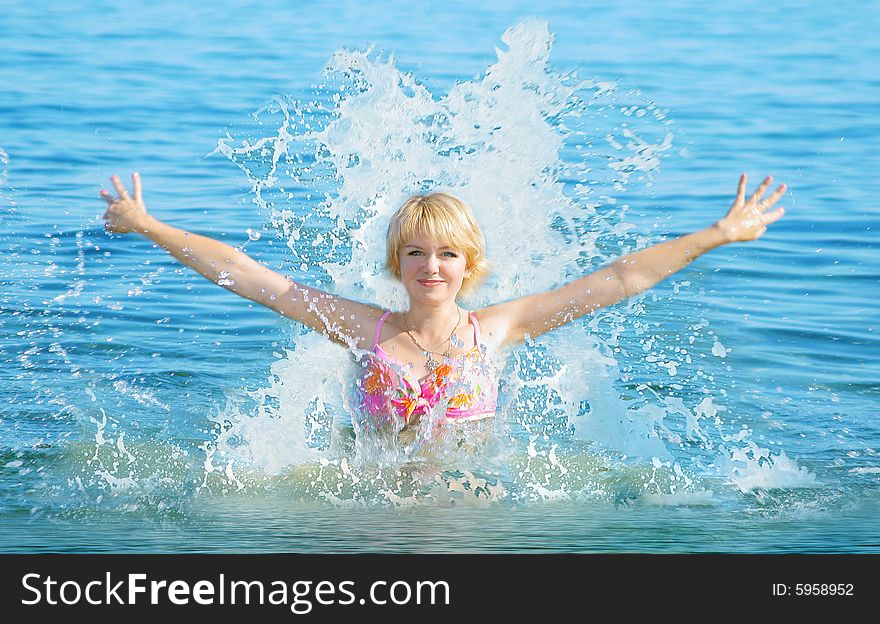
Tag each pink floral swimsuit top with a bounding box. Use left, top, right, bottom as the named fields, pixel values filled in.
left=354, top=310, right=499, bottom=427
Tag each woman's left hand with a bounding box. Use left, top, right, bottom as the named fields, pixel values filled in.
left=714, top=174, right=788, bottom=243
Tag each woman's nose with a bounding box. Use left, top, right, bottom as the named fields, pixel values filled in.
left=424, top=254, right=440, bottom=273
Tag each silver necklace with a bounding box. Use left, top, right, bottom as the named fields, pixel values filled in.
left=403, top=307, right=461, bottom=372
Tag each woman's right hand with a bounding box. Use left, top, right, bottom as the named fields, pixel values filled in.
left=100, top=173, right=150, bottom=234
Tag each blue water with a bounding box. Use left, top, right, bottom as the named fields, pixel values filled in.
left=1, top=0, right=879, bottom=553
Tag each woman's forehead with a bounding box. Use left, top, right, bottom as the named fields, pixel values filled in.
left=402, top=235, right=458, bottom=250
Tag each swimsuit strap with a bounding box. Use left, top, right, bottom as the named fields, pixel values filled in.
left=469, top=311, right=482, bottom=346
left=374, top=310, right=480, bottom=350
left=373, top=310, right=392, bottom=350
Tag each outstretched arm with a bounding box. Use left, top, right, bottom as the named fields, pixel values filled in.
left=484, top=174, right=788, bottom=345
left=100, top=173, right=382, bottom=349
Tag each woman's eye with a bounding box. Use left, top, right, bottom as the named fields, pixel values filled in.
left=407, top=250, right=458, bottom=257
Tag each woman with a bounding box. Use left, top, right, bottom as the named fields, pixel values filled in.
left=100, top=173, right=787, bottom=447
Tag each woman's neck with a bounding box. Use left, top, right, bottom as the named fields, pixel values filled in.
left=404, top=300, right=463, bottom=342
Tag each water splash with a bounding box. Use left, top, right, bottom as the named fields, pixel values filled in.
left=196, top=18, right=829, bottom=508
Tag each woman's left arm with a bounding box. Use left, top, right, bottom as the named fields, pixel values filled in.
left=485, top=174, right=788, bottom=345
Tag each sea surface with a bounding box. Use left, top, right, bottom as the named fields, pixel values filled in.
left=1, top=0, right=878, bottom=552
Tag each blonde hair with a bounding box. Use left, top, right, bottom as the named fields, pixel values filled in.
left=386, top=192, right=490, bottom=296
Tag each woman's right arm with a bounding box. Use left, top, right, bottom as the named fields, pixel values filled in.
left=100, top=173, right=382, bottom=349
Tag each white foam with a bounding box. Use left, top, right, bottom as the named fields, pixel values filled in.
left=849, top=467, right=880, bottom=474
left=717, top=442, right=819, bottom=492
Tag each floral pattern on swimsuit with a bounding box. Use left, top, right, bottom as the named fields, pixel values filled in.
left=353, top=310, right=499, bottom=434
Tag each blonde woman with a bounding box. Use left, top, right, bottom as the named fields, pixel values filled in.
left=100, top=173, right=787, bottom=445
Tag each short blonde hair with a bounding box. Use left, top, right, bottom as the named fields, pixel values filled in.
left=385, top=192, right=490, bottom=297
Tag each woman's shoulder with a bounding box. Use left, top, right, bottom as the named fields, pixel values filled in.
left=471, top=305, right=514, bottom=351
left=337, top=304, right=393, bottom=352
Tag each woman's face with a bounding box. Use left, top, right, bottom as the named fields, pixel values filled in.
left=398, top=235, right=470, bottom=304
